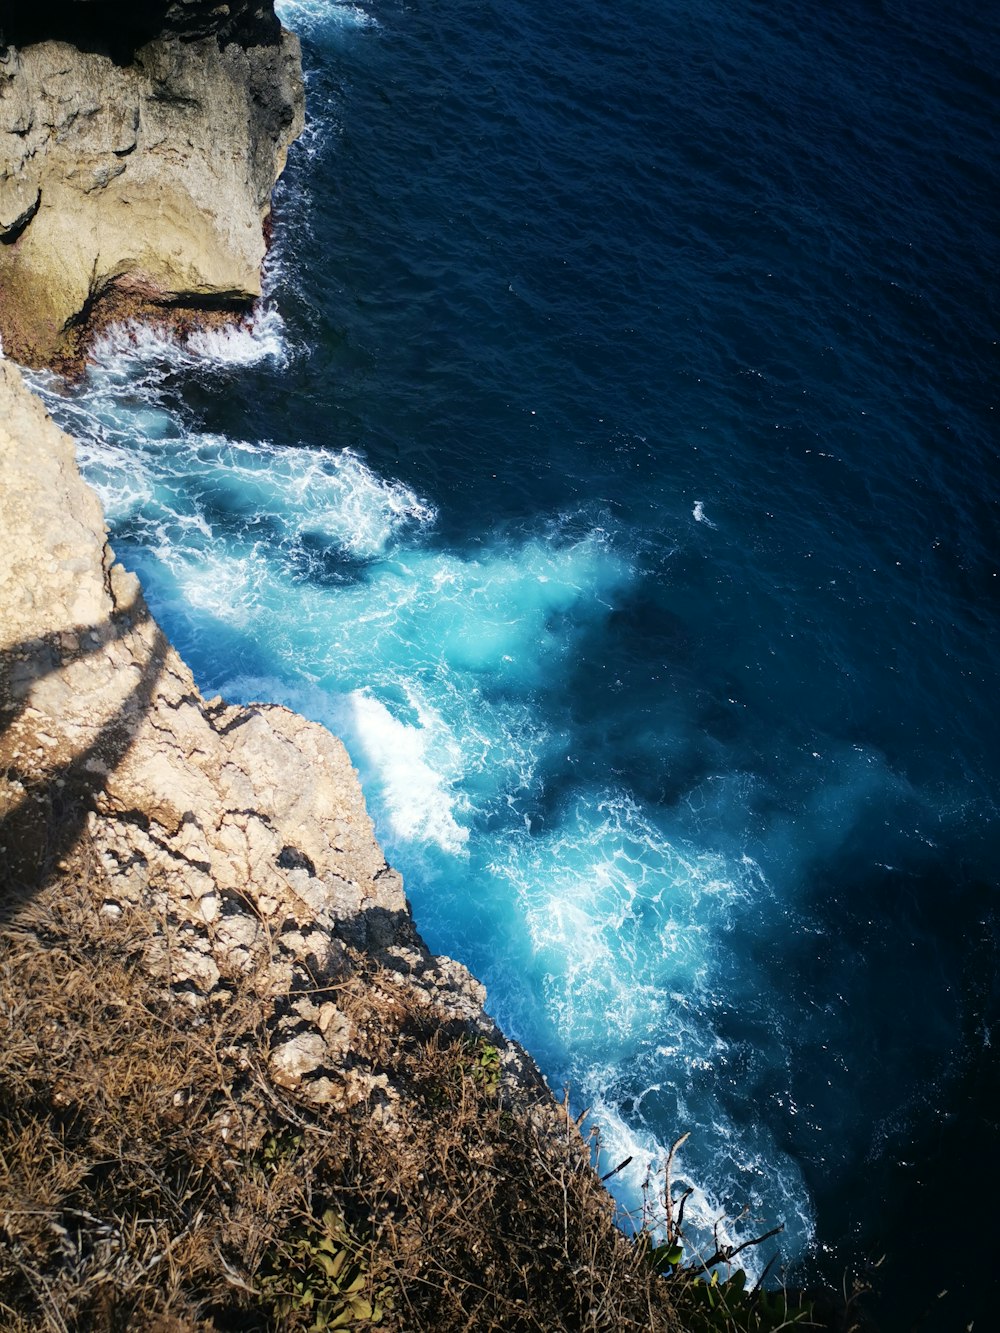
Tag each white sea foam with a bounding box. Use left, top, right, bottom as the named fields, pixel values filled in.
left=489, top=790, right=754, bottom=1039
left=88, top=305, right=289, bottom=382
left=175, top=549, right=265, bottom=626
left=275, top=0, right=379, bottom=35
left=581, top=1101, right=744, bottom=1248
left=346, top=689, right=470, bottom=855
left=23, top=359, right=437, bottom=564
left=580, top=1090, right=814, bottom=1283
left=296, top=451, right=438, bottom=559
left=693, top=499, right=716, bottom=527
left=186, top=308, right=288, bottom=365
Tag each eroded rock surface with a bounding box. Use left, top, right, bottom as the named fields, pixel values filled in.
left=0, top=5, right=303, bottom=367
left=0, top=359, right=519, bottom=1106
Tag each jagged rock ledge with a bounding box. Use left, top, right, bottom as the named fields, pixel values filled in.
left=0, top=0, right=303, bottom=369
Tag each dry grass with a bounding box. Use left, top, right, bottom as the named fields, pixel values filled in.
left=0, top=849, right=685, bottom=1332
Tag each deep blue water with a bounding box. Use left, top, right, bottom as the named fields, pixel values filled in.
left=29, top=0, right=999, bottom=1325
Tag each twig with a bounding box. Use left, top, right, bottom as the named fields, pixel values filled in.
left=701, top=1221, right=785, bottom=1272
left=600, top=1155, right=633, bottom=1183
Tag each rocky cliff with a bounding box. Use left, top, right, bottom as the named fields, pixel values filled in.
left=0, top=357, right=503, bottom=1091
left=0, top=1, right=303, bottom=368
left=0, top=7, right=690, bottom=1327
left=0, top=330, right=679, bottom=1333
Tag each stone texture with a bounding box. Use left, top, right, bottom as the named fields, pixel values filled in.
left=269, top=1031, right=329, bottom=1090
left=0, top=10, right=303, bottom=367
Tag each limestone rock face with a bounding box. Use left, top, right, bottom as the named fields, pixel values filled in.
left=0, top=356, right=398, bottom=937
left=0, top=360, right=498, bottom=1063
left=0, top=6, right=303, bottom=367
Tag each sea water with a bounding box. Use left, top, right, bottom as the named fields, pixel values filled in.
left=27, top=0, right=998, bottom=1326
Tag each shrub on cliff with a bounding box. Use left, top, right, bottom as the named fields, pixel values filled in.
left=0, top=848, right=684, bottom=1332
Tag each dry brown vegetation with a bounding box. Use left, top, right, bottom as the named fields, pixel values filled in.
left=0, top=845, right=688, bottom=1332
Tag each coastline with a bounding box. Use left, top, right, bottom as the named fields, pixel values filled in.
left=0, top=8, right=303, bottom=371
left=0, top=8, right=694, bottom=1328
left=0, top=4, right=902, bottom=1327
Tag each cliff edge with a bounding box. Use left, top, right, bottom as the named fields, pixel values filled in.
left=0, top=1, right=303, bottom=368
left=0, top=356, right=496, bottom=1072
left=0, top=344, right=679, bottom=1333
left=0, top=7, right=689, bottom=1327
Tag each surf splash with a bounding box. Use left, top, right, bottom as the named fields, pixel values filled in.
left=29, top=317, right=821, bottom=1277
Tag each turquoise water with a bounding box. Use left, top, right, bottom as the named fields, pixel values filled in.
left=30, top=0, right=999, bottom=1325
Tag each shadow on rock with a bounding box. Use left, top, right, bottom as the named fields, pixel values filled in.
left=0, top=610, right=165, bottom=919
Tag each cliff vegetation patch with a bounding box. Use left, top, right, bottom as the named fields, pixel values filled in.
left=0, top=847, right=695, bottom=1331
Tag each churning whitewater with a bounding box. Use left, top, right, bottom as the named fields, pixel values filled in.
left=27, top=0, right=1000, bottom=1327
left=32, top=316, right=811, bottom=1267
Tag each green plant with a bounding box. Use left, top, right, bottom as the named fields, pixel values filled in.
left=259, top=1208, right=388, bottom=1331
left=259, top=1128, right=304, bottom=1171
left=638, top=1134, right=817, bottom=1332
left=466, top=1037, right=501, bottom=1094
left=421, top=1035, right=503, bottom=1107
left=666, top=1266, right=815, bottom=1332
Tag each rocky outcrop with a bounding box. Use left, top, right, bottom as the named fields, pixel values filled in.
left=0, top=358, right=524, bottom=1106
left=0, top=4, right=303, bottom=368
left=0, top=0, right=541, bottom=1153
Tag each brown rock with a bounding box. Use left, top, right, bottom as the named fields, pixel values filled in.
left=0, top=18, right=303, bottom=367
left=0, top=359, right=406, bottom=964
left=269, top=1031, right=328, bottom=1090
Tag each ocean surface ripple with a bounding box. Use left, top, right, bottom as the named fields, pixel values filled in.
left=30, top=1, right=998, bottom=1326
